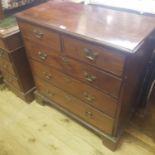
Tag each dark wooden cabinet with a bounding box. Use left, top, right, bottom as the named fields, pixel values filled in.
left=16, top=1, right=155, bottom=150
left=0, top=0, right=49, bottom=100
left=0, top=70, right=2, bottom=83
left=0, top=27, right=35, bottom=102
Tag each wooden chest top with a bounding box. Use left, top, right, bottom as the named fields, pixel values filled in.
left=16, top=1, right=155, bottom=53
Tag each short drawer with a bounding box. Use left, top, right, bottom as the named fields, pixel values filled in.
left=19, top=21, right=61, bottom=51
left=63, top=35, right=125, bottom=76
left=0, top=59, right=16, bottom=76
left=3, top=72, right=21, bottom=91
left=35, top=77, right=114, bottom=135
left=0, top=28, right=22, bottom=51
left=24, top=39, right=63, bottom=70
left=30, top=60, right=117, bottom=117
left=0, top=48, right=10, bottom=61
left=61, top=57, right=122, bottom=98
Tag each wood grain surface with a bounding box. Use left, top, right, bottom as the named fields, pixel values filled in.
left=0, top=87, right=155, bottom=155
left=16, top=1, right=155, bottom=52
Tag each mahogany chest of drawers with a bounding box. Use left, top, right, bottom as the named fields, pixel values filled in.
left=0, top=26, right=35, bottom=102
left=16, top=1, right=155, bottom=150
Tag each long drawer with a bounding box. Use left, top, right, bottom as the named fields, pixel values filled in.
left=30, top=60, right=117, bottom=117
left=35, top=77, right=114, bottom=135
left=61, top=56, right=122, bottom=97
left=24, top=39, right=63, bottom=70
left=19, top=21, right=61, bottom=52
left=63, top=35, right=125, bottom=76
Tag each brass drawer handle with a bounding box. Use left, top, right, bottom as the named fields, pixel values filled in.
left=63, top=76, right=72, bottom=83
left=84, top=72, right=96, bottom=83
left=85, top=111, right=93, bottom=119
left=38, top=51, right=47, bottom=61
left=84, top=48, right=98, bottom=61
left=61, top=57, right=69, bottom=64
left=43, top=72, right=52, bottom=80
left=47, top=90, right=55, bottom=97
left=33, top=29, right=44, bottom=39
left=83, top=92, right=95, bottom=103
left=45, top=75, right=51, bottom=80
left=64, top=94, right=72, bottom=101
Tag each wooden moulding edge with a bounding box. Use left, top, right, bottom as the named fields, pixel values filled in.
left=34, top=90, right=121, bottom=151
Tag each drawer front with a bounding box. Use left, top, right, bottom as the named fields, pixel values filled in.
left=35, top=77, right=114, bottom=135
left=63, top=35, right=125, bottom=76
left=2, top=32, right=23, bottom=51
left=30, top=60, right=117, bottom=117
left=0, top=48, right=9, bottom=61
left=24, top=39, right=63, bottom=70
left=3, top=72, right=21, bottom=91
left=0, top=59, right=16, bottom=76
left=19, top=21, right=61, bottom=51
left=61, top=57, right=122, bottom=98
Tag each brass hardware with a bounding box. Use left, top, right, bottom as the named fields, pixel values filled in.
left=45, top=75, right=51, bottom=80
left=63, top=76, right=71, bottom=83
left=33, top=29, right=44, bottom=39
left=61, top=57, right=69, bottom=64
left=43, top=72, right=52, bottom=80
left=47, top=90, right=55, bottom=97
left=83, top=92, right=95, bottom=103
left=85, top=111, right=93, bottom=119
left=38, top=51, right=47, bottom=61
left=84, top=72, right=96, bottom=82
left=64, top=94, right=72, bottom=101
left=84, top=48, right=98, bottom=61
